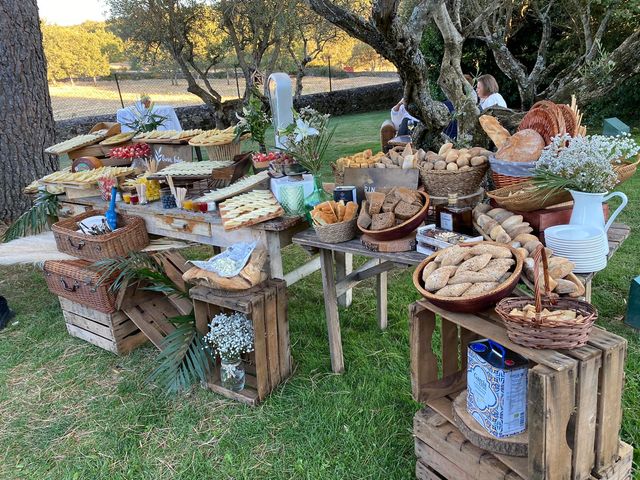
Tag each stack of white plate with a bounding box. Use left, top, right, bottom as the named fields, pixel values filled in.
left=545, top=225, right=609, bottom=274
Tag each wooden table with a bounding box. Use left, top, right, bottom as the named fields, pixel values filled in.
left=292, top=224, right=630, bottom=373
left=293, top=228, right=426, bottom=373
left=58, top=195, right=320, bottom=286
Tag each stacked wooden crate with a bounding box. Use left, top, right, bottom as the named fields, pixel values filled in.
left=190, top=279, right=291, bottom=406
left=409, top=300, right=633, bottom=480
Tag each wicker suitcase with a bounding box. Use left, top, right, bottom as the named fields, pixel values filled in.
left=51, top=210, right=149, bottom=262
left=43, top=259, right=117, bottom=313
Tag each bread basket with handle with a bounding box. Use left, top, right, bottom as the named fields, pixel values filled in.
left=495, top=245, right=597, bottom=349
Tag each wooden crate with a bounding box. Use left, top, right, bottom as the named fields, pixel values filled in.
left=409, top=300, right=629, bottom=480
left=59, top=297, right=148, bottom=355
left=190, top=279, right=291, bottom=406
left=414, top=407, right=633, bottom=480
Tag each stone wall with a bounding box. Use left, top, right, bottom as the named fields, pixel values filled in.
left=54, top=81, right=402, bottom=142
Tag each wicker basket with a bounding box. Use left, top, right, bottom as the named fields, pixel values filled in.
left=205, top=142, right=242, bottom=161
left=43, top=259, right=117, bottom=313
left=52, top=210, right=149, bottom=262
left=489, top=156, right=536, bottom=189
left=486, top=181, right=572, bottom=212
left=313, top=218, right=358, bottom=244
left=418, top=163, right=488, bottom=197
left=613, top=155, right=640, bottom=185
left=495, top=246, right=597, bottom=349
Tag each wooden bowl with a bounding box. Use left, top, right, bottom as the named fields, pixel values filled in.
left=358, top=191, right=430, bottom=241
left=412, top=241, right=524, bottom=313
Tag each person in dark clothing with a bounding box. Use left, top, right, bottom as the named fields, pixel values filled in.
left=0, top=296, right=14, bottom=330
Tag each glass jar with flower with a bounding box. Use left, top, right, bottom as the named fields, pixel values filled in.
left=203, top=312, right=255, bottom=392
left=278, top=107, right=336, bottom=221
left=533, top=134, right=638, bottom=231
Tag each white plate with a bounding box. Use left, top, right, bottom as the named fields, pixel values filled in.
left=545, top=224, right=606, bottom=242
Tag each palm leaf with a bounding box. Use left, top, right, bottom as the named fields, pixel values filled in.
left=147, top=315, right=211, bottom=394
left=2, top=191, right=59, bottom=242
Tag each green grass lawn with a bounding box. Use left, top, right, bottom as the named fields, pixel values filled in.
left=1, top=111, right=639, bottom=479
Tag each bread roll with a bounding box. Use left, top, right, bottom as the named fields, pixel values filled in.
left=421, top=261, right=440, bottom=283
left=554, top=278, right=579, bottom=295
left=467, top=244, right=512, bottom=258
left=438, top=246, right=469, bottom=266
left=495, top=129, right=545, bottom=162
left=445, top=150, right=459, bottom=163
left=439, top=143, right=454, bottom=156
left=548, top=257, right=574, bottom=279
left=424, top=265, right=458, bottom=292
left=476, top=214, right=494, bottom=230
left=513, top=233, right=539, bottom=245
left=486, top=208, right=509, bottom=219
left=470, top=156, right=486, bottom=166
left=446, top=162, right=459, bottom=171
left=434, top=160, right=446, bottom=170
left=448, top=271, right=496, bottom=284
left=479, top=258, right=515, bottom=281
left=457, top=253, right=493, bottom=273
left=489, top=225, right=509, bottom=242
left=493, top=210, right=515, bottom=224
left=436, top=283, right=473, bottom=297
left=501, top=215, right=524, bottom=230
left=464, top=282, right=500, bottom=296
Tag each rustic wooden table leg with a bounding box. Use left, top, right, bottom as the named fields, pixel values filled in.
left=377, top=261, right=388, bottom=330
left=320, top=248, right=344, bottom=373
left=410, top=303, right=438, bottom=403
left=584, top=279, right=592, bottom=303
left=266, top=230, right=284, bottom=280
left=335, top=252, right=353, bottom=308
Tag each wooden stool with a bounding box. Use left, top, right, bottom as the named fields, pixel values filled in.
left=190, top=279, right=291, bottom=406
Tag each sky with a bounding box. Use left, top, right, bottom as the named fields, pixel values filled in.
left=37, top=0, right=107, bottom=25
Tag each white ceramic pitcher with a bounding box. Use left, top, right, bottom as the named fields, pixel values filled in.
left=569, top=190, right=628, bottom=232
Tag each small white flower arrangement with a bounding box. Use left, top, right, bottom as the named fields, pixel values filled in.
left=203, top=312, right=254, bottom=360
left=533, top=133, right=638, bottom=193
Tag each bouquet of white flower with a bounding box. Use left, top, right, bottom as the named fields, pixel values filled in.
left=533, top=134, right=639, bottom=193
left=203, top=312, right=254, bottom=360
left=278, top=107, right=335, bottom=175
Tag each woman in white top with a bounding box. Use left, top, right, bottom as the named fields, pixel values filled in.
left=391, top=98, right=420, bottom=134
left=476, top=74, right=507, bottom=111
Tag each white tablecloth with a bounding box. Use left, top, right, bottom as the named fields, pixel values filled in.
left=117, top=104, right=182, bottom=132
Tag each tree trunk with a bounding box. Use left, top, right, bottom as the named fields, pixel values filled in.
left=295, top=68, right=305, bottom=99
left=0, top=0, right=56, bottom=222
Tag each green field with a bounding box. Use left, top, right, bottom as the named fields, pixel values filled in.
left=1, top=111, right=639, bottom=479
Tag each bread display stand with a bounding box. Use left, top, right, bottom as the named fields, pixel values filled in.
left=189, top=279, right=291, bottom=406
left=409, top=299, right=631, bottom=479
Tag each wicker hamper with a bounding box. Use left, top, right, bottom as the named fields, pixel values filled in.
left=44, top=259, right=117, bottom=313
left=51, top=210, right=149, bottom=262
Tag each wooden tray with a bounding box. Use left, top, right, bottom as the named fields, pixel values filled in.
left=132, top=136, right=194, bottom=145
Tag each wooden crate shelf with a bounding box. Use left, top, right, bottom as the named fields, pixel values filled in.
left=414, top=407, right=633, bottom=480
left=59, top=297, right=148, bottom=355
left=190, top=279, right=291, bottom=406
left=409, top=299, right=630, bottom=480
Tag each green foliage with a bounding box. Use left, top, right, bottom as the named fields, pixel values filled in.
left=235, top=88, right=271, bottom=152
left=1, top=191, right=59, bottom=243
left=93, top=251, right=186, bottom=297
left=147, top=315, right=211, bottom=394
left=41, top=21, right=123, bottom=82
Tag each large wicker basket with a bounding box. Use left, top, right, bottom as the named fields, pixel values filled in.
left=418, top=163, right=488, bottom=197
left=52, top=210, right=149, bottom=262
left=489, top=156, right=536, bottom=189
left=205, top=142, right=242, bottom=161
left=495, top=246, right=597, bottom=349
left=314, top=218, right=358, bottom=244
left=613, top=155, right=640, bottom=185
left=43, top=259, right=117, bottom=313
left=486, top=182, right=572, bottom=212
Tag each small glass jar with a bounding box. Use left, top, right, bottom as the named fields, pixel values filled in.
left=161, top=188, right=177, bottom=209
left=122, top=193, right=131, bottom=204
left=183, top=199, right=194, bottom=211
left=197, top=202, right=208, bottom=213
left=129, top=194, right=139, bottom=205
left=220, top=355, right=245, bottom=392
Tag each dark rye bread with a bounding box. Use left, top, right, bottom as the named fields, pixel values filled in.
left=371, top=212, right=396, bottom=230
left=394, top=200, right=422, bottom=220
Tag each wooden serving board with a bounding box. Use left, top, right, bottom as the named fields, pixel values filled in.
left=220, top=206, right=284, bottom=231
left=361, top=232, right=417, bottom=252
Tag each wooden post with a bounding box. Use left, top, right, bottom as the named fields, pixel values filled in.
left=335, top=251, right=353, bottom=307
left=320, top=248, right=344, bottom=373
